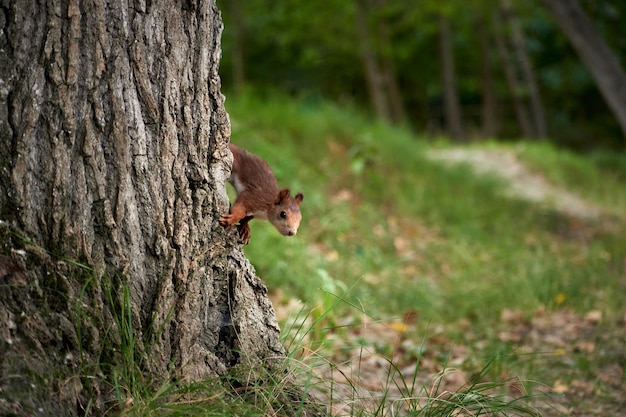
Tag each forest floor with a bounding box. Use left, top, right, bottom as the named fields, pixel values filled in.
left=281, top=307, right=625, bottom=416
left=274, top=148, right=626, bottom=416
left=422, top=148, right=625, bottom=416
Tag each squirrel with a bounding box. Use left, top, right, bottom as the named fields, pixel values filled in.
left=220, top=143, right=303, bottom=244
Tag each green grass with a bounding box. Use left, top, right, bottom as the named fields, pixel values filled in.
left=96, top=290, right=544, bottom=417
left=226, top=91, right=626, bottom=323
left=222, top=90, right=626, bottom=414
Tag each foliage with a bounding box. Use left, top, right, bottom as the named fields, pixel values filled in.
left=220, top=0, right=626, bottom=148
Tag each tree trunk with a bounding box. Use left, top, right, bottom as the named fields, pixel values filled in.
left=439, top=14, right=465, bottom=141
left=355, top=0, right=391, bottom=122
left=0, top=0, right=283, bottom=415
left=374, top=0, right=407, bottom=124
left=493, top=10, right=534, bottom=138
left=478, top=18, right=498, bottom=138
left=501, top=0, right=547, bottom=139
left=541, top=0, right=626, bottom=140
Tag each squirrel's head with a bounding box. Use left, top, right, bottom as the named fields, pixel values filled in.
left=268, top=188, right=303, bottom=237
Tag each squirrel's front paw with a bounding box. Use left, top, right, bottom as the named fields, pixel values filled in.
left=237, top=223, right=251, bottom=245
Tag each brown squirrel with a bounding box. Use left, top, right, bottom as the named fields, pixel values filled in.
left=220, top=143, right=303, bottom=244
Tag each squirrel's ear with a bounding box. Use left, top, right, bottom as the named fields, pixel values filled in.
left=275, top=188, right=290, bottom=204
left=294, top=193, right=303, bottom=205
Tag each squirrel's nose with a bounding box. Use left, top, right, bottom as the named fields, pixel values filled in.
left=287, top=230, right=296, bottom=236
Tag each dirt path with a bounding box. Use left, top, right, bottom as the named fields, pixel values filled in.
left=426, top=148, right=603, bottom=220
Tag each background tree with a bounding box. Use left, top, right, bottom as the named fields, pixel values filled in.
left=0, top=0, right=283, bottom=414
left=220, top=0, right=626, bottom=149
left=478, top=14, right=499, bottom=137
left=439, top=12, right=465, bottom=141
left=501, top=0, right=547, bottom=139
left=494, top=6, right=535, bottom=138
left=355, top=0, right=392, bottom=122
left=541, top=0, right=626, bottom=140
left=373, top=0, right=407, bottom=124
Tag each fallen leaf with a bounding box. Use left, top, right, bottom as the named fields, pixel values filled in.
left=402, top=310, right=419, bottom=324
left=325, top=250, right=339, bottom=261
left=501, top=309, right=526, bottom=324
left=389, top=321, right=408, bottom=333
left=436, top=369, right=468, bottom=393
left=333, top=189, right=353, bottom=202
left=498, top=330, right=522, bottom=343
left=585, top=310, right=602, bottom=323
left=574, top=340, right=595, bottom=353
left=394, top=236, right=410, bottom=254
left=552, top=380, right=569, bottom=394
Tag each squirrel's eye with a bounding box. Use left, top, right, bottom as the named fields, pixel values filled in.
left=280, top=211, right=287, bottom=219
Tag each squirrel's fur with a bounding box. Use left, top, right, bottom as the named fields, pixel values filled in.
left=220, top=143, right=303, bottom=244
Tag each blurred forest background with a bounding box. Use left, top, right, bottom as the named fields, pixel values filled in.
left=213, top=1, right=626, bottom=413
left=219, top=0, right=626, bottom=150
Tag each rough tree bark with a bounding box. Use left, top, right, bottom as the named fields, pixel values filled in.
left=0, top=0, right=284, bottom=415
left=541, top=0, right=626, bottom=140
